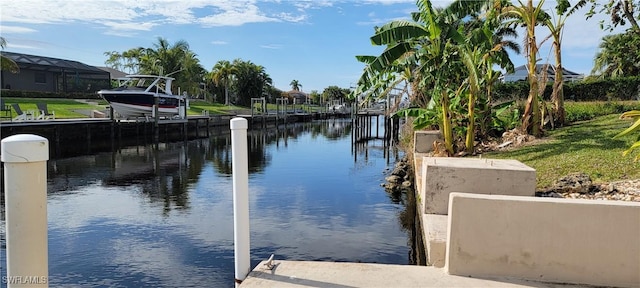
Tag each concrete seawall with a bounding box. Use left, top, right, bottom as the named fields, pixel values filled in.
left=240, top=130, right=640, bottom=287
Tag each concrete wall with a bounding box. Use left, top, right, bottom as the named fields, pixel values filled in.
left=446, top=193, right=640, bottom=288
left=413, top=130, right=441, bottom=153
left=421, top=157, right=535, bottom=215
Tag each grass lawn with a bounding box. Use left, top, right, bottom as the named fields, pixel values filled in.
left=1, top=97, right=107, bottom=119
left=1, top=98, right=252, bottom=118
left=485, top=114, right=640, bottom=188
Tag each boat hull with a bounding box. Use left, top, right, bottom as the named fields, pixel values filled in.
left=99, top=92, right=182, bottom=119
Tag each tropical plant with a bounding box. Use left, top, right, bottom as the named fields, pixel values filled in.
left=210, top=60, right=238, bottom=105
left=501, top=0, right=547, bottom=137
left=232, top=59, right=272, bottom=106
left=592, top=31, right=640, bottom=78
left=307, top=90, right=318, bottom=104
left=355, top=0, right=518, bottom=155
left=290, top=80, right=302, bottom=91
left=541, top=0, right=588, bottom=127
left=322, top=86, right=350, bottom=102
left=613, top=110, right=640, bottom=161
left=0, top=37, right=19, bottom=73
left=103, top=38, right=205, bottom=95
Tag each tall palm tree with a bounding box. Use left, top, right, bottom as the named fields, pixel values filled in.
left=502, top=0, right=546, bottom=137
left=290, top=80, right=301, bottom=91
left=210, top=60, right=237, bottom=105
left=0, top=37, right=19, bottom=73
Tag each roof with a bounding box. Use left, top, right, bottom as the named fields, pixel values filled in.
left=287, top=90, right=308, bottom=96
left=97, top=66, right=128, bottom=79
left=0, top=51, right=108, bottom=75
left=511, top=64, right=582, bottom=76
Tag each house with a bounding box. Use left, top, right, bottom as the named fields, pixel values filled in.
left=0, top=51, right=111, bottom=93
left=286, top=89, right=308, bottom=104
left=97, top=66, right=128, bottom=80
left=500, top=64, right=584, bottom=83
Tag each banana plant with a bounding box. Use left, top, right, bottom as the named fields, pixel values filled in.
left=541, top=0, right=588, bottom=127
left=614, top=110, right=640, bottom=161
left=502, top=0, right=546, bottom=137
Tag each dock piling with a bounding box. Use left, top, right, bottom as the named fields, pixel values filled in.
left=1, top=134, right=49, bottom=287
left=230, top=118, right=251, bottom=287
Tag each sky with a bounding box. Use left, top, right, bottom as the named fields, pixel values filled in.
left=0, top=0, right=630, bottom=93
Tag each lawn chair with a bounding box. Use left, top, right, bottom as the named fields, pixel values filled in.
left=0, top=99, right=11, bottom=120
left=12, top=103, right=33, bottom=121
left=36, top=103, right=55, bottom=120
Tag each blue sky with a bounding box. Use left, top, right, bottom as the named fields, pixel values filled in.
left=0, top=0, right=627, bottom=93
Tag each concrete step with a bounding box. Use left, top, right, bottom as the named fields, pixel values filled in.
left=239, top=260, right=591, bottom=287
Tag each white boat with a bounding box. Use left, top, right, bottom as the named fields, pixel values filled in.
left=97, top=75, right=187, bottom=119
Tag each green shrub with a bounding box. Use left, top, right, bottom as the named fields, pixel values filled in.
left=564, top=101, right=640, bottom=123
left=493, top=76, right=640, bottom=102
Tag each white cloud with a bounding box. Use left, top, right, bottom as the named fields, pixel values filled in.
left=361, top=0, right=413, bottom=4
left=276, top=12, right=307, bottom=23
left=102, top=21, right=157, bottom=32
left=260, top=44, right=282, bottom=49
left=4, top=43, right=43, bottom=50
left=198, top=3, right=280, bottom=26
left=1, top=38, right=52, bottom=51
left=0, top=25, right=38, bottom=34
left=0, top=0, right=311, bottom=35
left=211, top=40, right=228, bottom=45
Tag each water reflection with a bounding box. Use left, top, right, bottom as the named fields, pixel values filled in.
left=1, top=119, right=422, bottom=287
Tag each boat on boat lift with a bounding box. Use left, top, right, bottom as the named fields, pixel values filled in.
left=98, top=74, right=187, bottom=119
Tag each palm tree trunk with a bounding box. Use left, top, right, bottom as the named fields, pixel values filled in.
left=552, top=42, right=565, bottom=126
left=224, top=86, right=229, bottom=106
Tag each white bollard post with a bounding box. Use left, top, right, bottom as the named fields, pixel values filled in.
left=1, top=134, right=49, bottom=287
left=230, top=118, right=250, bottom=287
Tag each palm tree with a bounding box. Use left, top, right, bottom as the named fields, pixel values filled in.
left=232, top=59, right=273, bottom=106
left=592, top=31, right=640, bottom=78
left=0, top=37, right=19, bottom=73
left=178, top=51, right=206, bottom=97
left=210, top=60, right=238, bottom=105
left=290, top=80, right=302, bottom=91
left=502, top=0, right=546, bottom=137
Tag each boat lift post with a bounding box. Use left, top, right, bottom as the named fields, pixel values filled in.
left=230, top=118, right=250, bottom=287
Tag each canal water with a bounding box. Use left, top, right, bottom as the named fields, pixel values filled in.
left=1, top=118, right=420, bottom=287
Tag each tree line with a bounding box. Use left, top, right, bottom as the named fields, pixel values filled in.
left=102, top=38, right=352, bottom=107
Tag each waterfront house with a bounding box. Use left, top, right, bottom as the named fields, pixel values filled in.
left=0, top=51, right=111, bottom=93
left=286, top=89, right=308, bottom=104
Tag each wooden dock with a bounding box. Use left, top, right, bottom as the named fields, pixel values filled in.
left=0, top=111, right=355, bottom=158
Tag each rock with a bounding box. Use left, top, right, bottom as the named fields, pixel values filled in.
left=550, top=172, right=593, bottom=194
left=385, top=175, right=402, bottom=183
